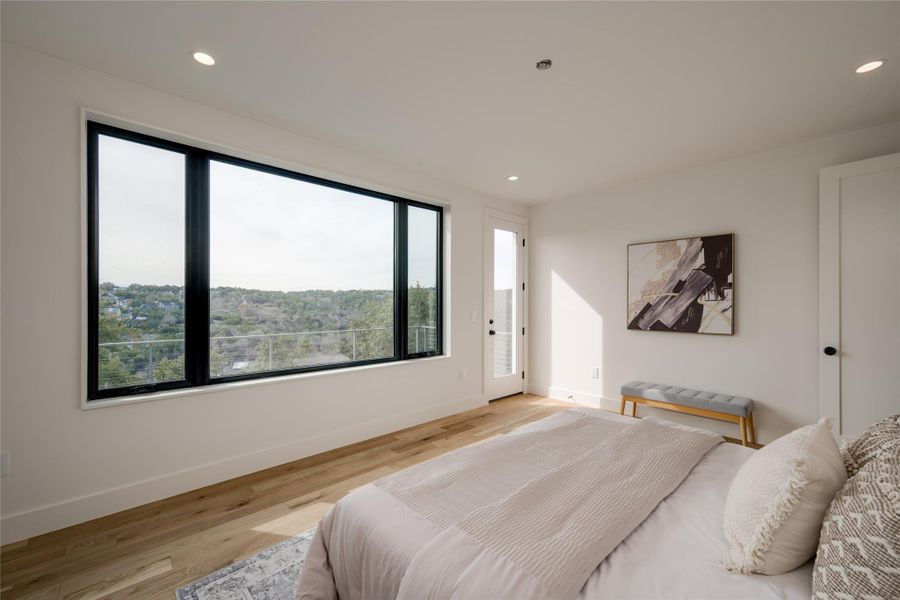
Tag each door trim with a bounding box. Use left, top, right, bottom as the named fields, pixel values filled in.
left=483, top=208, right=529, bottom=399
left=818, top=152, right=900, bottom=438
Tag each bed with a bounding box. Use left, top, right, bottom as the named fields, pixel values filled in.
left=297, top=407, right=813, bottom=599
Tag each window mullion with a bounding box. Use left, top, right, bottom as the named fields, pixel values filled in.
left=436, top=208, right=443, bottom=356
left=185, top=151, right=210, bottom=386
left=397, top=201, right=409, bottom=360
left=86, top=125, right=100, bottom=399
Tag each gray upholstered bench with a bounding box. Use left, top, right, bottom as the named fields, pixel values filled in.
left=620, top=381, right=756, bottom=446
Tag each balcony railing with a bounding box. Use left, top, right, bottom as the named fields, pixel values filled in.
left=98, top=325, right=437, bottom=389
left=492, top=330, right=514, bottom=376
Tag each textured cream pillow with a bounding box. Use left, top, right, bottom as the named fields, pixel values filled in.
left=722, top=418, right=847, bottom=575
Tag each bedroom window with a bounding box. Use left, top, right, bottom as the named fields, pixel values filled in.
left=406, top=205, right=441, bottom=356
left=87, top=121, right=443, bottom=401
left=92, top=132, right=188, bottom=393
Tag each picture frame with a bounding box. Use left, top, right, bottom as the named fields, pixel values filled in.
left=627, top=233, right=734, bottom=335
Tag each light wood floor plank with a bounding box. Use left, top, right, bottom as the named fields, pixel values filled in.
left=61, top=558, right=173, bottom=600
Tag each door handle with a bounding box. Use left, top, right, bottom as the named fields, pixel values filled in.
left=489, top=330, right=496, bottom=336
left=823, top=346, right=838, bottom=356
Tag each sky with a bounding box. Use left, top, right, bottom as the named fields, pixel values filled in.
left=98, top=135, right=438, bottom=291
left=493, top=228, right=517, bottom=291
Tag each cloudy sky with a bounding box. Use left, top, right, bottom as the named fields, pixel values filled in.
left=493, top=228, right=517, bottom=291
left=98, top=135, right=438, bottom=292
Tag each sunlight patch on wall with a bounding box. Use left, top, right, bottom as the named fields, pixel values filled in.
left=550, top=270, right=604, bottom=399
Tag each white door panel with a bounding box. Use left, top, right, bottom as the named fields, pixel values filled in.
left=485, top=215, right=526, bottom=400
left=819, top=153, right=900, bottom=439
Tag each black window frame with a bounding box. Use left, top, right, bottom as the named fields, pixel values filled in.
left=87, top=121, right=443, bottom=401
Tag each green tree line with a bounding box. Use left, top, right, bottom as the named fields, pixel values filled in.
left=98, top=283, right=437, bottom=388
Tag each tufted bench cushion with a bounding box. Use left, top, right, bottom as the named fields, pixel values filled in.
left=621, top=381, right=754, bottom=418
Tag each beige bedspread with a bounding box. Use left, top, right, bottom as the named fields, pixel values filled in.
left=297, top=411, right=721, bottom=600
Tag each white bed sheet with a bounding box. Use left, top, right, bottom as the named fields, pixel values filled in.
left=312, top=408, right=813, bottom=599
left=575, top=412, right=813, bottom=599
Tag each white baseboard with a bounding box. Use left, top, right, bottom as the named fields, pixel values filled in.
left=547, top=386, right=617, bottom=411
left=547, top=385, right=785, bottom=444
left=0, top=394, right=486, bottom=544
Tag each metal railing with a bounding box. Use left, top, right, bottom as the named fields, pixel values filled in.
left=492, top=330, right=514, bottom=376
left=98, top=325, right=438, bottom=388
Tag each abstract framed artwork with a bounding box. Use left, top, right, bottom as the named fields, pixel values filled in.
left=627, top=233, right=734, bottom=334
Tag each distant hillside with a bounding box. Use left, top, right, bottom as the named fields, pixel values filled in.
left=97, top=283, right=436, bottom=389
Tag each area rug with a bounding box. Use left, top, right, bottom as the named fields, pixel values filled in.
left=175, top=528, right=315, bottom=600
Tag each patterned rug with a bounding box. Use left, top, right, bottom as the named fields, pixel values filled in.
left=175, top=529, right=315, bottom=600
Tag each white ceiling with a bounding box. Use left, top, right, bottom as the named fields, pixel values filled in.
left=3, top=1, right=899, bottom=204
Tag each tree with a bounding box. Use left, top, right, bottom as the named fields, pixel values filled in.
left=253, top=334, right=313, bottom=371
left=408, top=282, right=436, bottom=352
left=344, top=296, right=394, bottom=360
left=210, top=348, right=228, bottom=378
left=154, top=356, right=184, bottom=383
left=98, top=312, right=138, bottom=343
left=98, top=351, right=140, bottom=389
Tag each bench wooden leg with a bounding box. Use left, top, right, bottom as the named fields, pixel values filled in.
left=747, top=412, right=756, bottom=445
left=621, top=394, right=755, bottom=444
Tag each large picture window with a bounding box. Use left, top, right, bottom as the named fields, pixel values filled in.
left=87, top=121, right=443, bottom=401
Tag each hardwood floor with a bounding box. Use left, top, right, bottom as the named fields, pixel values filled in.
left=0, top=394, right=576, bottom=599
left=0, top=394, right=756, bottom=599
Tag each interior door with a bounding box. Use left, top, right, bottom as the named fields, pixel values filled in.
left=485, top=216, right=525, bottom=400
left=819, top=152, right=900, bottom=440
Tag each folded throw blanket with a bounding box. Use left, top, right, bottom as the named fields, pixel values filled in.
left=298, top=411, right=721, bottom=600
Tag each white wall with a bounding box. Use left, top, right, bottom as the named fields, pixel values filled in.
left=528, top=121, right=900, bottom=442
left=0, top=43, right=526, bottom=542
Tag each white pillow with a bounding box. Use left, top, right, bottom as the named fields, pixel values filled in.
left=722, top=418, right=847, bottom=575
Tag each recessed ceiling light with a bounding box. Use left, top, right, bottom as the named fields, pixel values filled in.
left=192, top=51, right=216, bottom=66
left=507, top=175, right=519, bottom=181
left=856, top=60, right=884, bottom=74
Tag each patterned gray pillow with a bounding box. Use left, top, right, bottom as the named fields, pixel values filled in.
left=812, top=447, right=900, bottom=600
left=842, top=414, right=900, bottom=476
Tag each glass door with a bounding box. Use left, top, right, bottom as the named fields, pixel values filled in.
left=485, top=216, right=525, bottom=399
